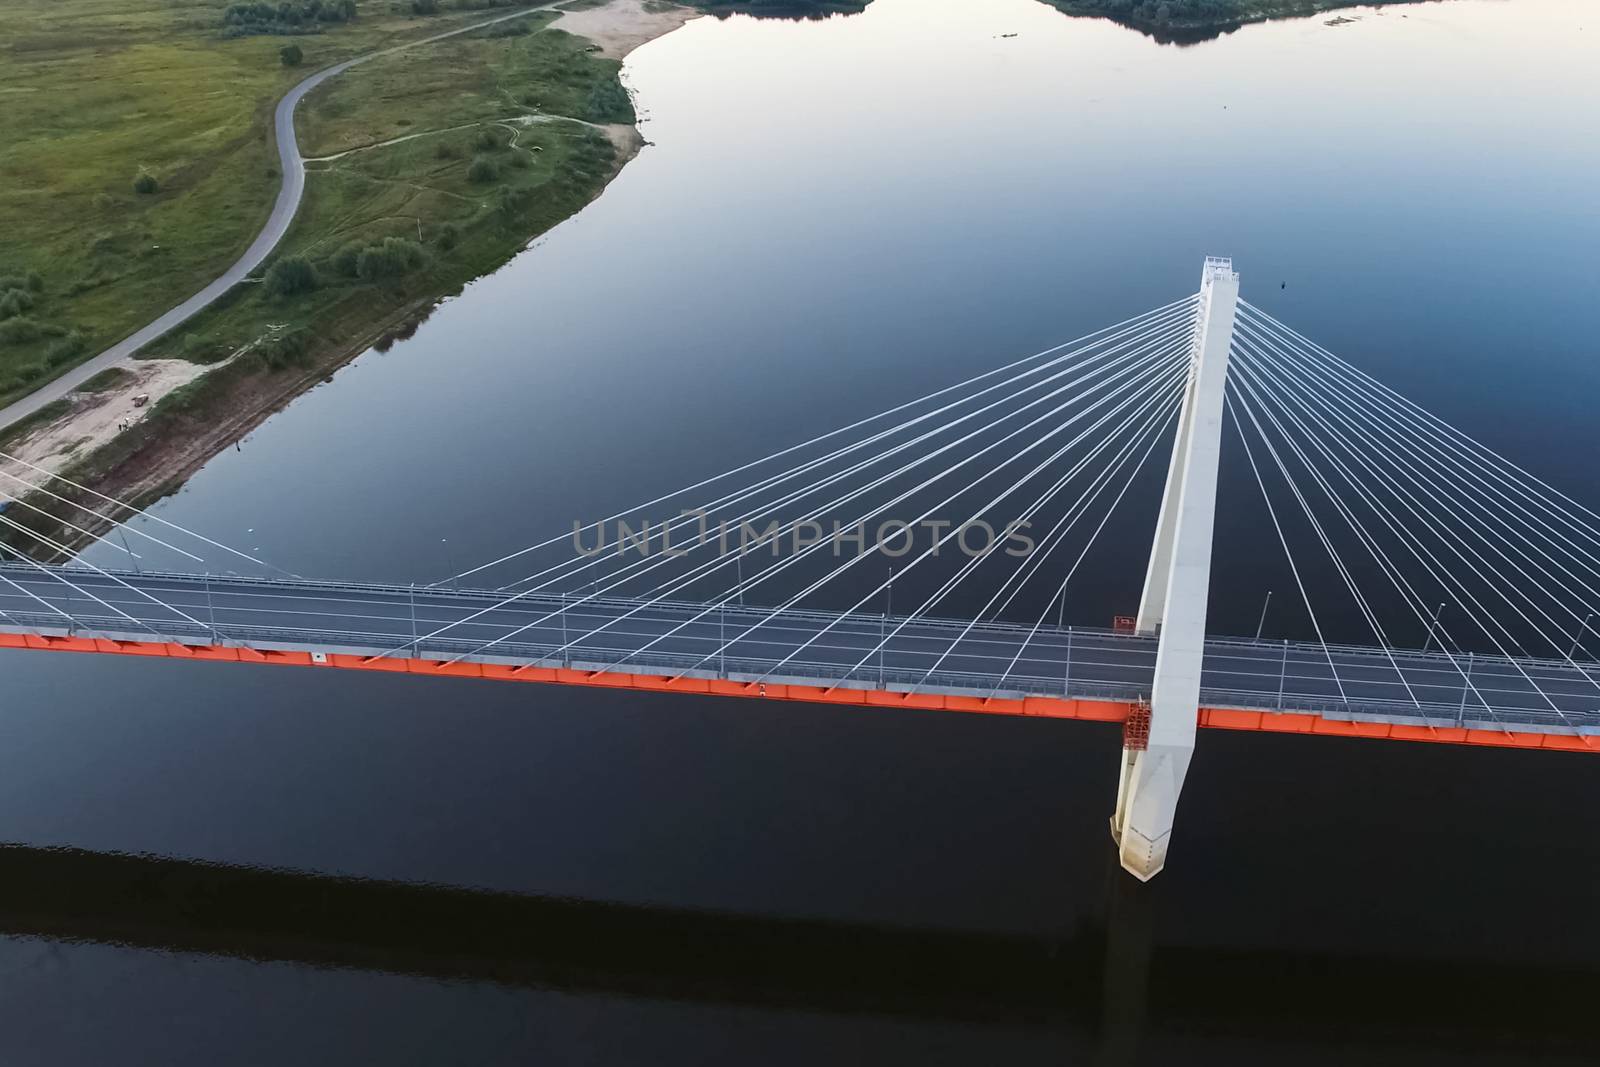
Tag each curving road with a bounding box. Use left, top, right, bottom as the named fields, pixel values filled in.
left=0, top=4, right=555, bottom=434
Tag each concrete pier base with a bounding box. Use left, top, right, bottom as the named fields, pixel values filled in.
left=1110, top=743, right=1192, bottom=881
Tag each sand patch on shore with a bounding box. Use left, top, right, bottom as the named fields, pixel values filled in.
left=554, top=0, right=699, bottom=59
left=0, top=359, right=214, bottom=487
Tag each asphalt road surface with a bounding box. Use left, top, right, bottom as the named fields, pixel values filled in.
left=3, top=565, right=1597, bottom=735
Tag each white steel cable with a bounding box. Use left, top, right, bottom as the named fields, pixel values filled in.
left=835, top=376, right=1184, bottom=693
left=987, top=394, right=1179, bottom=696
left=438, top=295, right=1200, bottom=587
left=0, top=448, right=291, bottom=576
left=0, top=515, right=174, bottom=631
left=1229, top=359, right=1545, bottom=724
left=0, top=488, right=147, bottom=565
left=1233, top=328, right=1598, bottom=667
left=485, top=303, right=1203, bottom=599
left=897, top=378, right=1184, bottom=694
left=0, top=469, right=205, bottom=564
left=386, top=327, right=1194, bottom=661
left=444, top=345, right=1191, bottom=670
left=517, top=349, right=1188, bottom=677
left=1230, top=368, right=1535, bottom=724
left=1236, top=315, right=1600, bottom=619
left=1228, top=363, right=1426, bottom=709
left=717, top=361, right=1191, bottom=687
left=1228, top=343, right=1479, bottom=660
left=1224, top=391, right=1349, bottom=705
left=1233, top=338, right=1600, bottom=711
left=1229, top=349, right=1538, bottom=721
left=1237, top=302, right=1600, bottom=555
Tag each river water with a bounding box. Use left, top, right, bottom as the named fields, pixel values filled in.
left=3, top=0, right=1598, bottom=1061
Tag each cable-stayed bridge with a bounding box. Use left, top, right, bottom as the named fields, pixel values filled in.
left=3, top=258, right=1598, bottom=879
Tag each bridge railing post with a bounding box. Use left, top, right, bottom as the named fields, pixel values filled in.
left=409, top=584, right=419, bottom=658
left=1277, top=639, right=1288, bottom=710
left=879, top=611, right=886, bottom=688
left=1064, top=628, right=1072, bottom=693
left=205, top=573, right=218, bottom=644
left=560, top=593, right=570, bottom=669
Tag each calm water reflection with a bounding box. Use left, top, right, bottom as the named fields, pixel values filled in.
left=3, top=0, right=1598, bottom=1060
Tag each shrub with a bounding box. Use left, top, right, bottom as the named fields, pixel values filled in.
left=467, top=156, right=499, bottom=183
left=583, top=80, right=631, bottom=124
left=179, top=336, right=234, bottom=364
left=355, top=237, right=426, bottom=281
left=432, top=223, right=459, bottom=250
left=280, top=43, right=304, bottom=66
left=0, top=288, right=35, bottom=320
left=0, top=316, right=43, bottom=345
left=44, top=331, right=88, bottom=368
left=433, top=140, right=461, bottom=160
left=258, top=326, right=311, bottom=369
left=265, top=256, right=318, bottom=297
left=474, top=127, right=505, bottom=152
left=411, top=0, right=439, bottom=13
left=329, top=242, right=363, bottom=277
left=133, top=170, right=159, bottom=195
left=222, top=0, right=356, bottom=36
left=495, top=185, right=531, bottom=219
left=0, top=273, right=42, bottom=293
left=508, top=150, right=529, bottom=170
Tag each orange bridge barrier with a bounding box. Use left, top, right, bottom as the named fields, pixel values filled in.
left=4, top=631, right=1595, bottom=754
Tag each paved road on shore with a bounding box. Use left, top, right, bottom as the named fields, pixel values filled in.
left=0, top=5, right=555, bottom=434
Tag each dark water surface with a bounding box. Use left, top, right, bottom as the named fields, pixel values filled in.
left=3, top=0, right=1598, bottom=1061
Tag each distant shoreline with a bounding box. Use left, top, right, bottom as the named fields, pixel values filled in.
left=1041, top=0, right=1433, bottom=43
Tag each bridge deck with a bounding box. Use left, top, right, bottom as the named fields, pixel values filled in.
left=2, top=565, right=1598, bottom=742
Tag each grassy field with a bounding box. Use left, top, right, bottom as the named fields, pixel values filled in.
left=0, top=0, right=544, bottom=406
left=0, top=0, right=647, bottom=558
left=137, top=16, right=630, bottom=368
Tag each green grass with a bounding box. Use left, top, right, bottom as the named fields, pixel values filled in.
left=136, top=18, right=628, bottom=375
left=1, top=0, right=642, bottom=559
left=0, top=0, right=550, bottom=408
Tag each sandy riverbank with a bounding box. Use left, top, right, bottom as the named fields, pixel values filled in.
left=0, top=360, right=212, bottom=491
left=558, top=0, right=699, bottom=59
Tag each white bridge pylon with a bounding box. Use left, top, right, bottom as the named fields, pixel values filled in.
left=1112, top=256, right=1240, bottom=880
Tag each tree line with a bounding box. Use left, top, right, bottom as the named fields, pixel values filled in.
left=221, top=0, right=358, bottom=37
